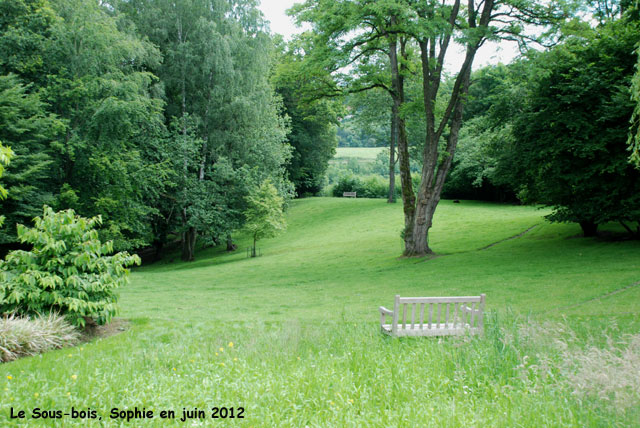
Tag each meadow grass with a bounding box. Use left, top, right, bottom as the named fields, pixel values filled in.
left=333, top=147, right=385, bottom=163
left=1, top=198, right=639, bottom=427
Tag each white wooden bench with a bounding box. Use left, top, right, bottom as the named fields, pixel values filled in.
left=379, top=294, right=486, bottom=337
left=343, top=191, right=357, bottom=198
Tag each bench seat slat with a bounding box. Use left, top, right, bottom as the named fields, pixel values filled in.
left=381, top=323, right=478, bottom=337
left=410, top=303, right=416, bottom=329
left=402, top=303, right=407, bottom=330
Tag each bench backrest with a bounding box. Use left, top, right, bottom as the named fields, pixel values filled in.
left=391, top=294, right=486, bottom=334
left=343, top=192, right=357, bottom=197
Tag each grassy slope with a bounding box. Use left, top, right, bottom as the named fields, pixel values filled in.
left=1, top=198, right=639, bottom=427
left=122, top=198, right=639, bottom=322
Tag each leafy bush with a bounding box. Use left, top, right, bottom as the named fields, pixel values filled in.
left=0, top=207, right=141, bottom=327
left=332, top=175, right=364, bottom=197
left=331, top=174, right=407, bottom=199
left=0, top=313, right=79, bottom=362
left=360, top=175, right=390, bottom=198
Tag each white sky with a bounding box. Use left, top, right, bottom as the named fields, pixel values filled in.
left=257, top=0, right=521, bottom=71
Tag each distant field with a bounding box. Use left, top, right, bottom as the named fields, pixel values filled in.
left=333, top=147, right=385, bottom=162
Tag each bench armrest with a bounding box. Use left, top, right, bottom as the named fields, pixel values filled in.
left=379, top=306, right=393, bottom=316
left=379, top=306, right=393, bottom=327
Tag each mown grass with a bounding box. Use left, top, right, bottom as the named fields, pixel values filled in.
left=1, top=198, right=639, bottom=427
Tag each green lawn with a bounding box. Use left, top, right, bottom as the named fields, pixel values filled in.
left=2, top=198, right=639, bottom=426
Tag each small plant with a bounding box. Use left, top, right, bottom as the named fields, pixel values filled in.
left=244, top=179, right=286, bottom=257
left=0, top=207, right=141, bottom=327
left=0, top=313, right=79, bottom=362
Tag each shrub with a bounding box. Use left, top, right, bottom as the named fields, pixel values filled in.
left=332, top=175, right=364, bottom=197
left=363, top=175, right=394, bottom=198
left=331, top=174, right=405, bottom=199
left=0, top=313, right=79, bottom=362
left=0, top=207, right=141, bottom=327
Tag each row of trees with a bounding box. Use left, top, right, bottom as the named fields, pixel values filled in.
left=0, top=0, right=337, bottom=261
left=291, top=0, right=640, bottom=252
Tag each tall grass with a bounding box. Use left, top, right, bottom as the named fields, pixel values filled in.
left=0, top=313, right=79, bottom=362
left=2, top=313, right=636, bottom=426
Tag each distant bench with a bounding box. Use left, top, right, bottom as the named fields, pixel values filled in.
left=379, top=294, right=486, bottom=337
left=343, top=192, right=357, bottom=198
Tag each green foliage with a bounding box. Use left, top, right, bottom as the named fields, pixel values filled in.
left=0, top=207, right=141, bottom=327
left=630, top=43, right=640, bottom=166
left=0, top=0, right=173, bottom=251
left=510, top=17, right=640, bottom=235
left=0, top=141, right=14, bottom=201
left=118, top=0, right=293, bottom=260
left=0, top=0, right=58, bottom=84
left=244, top=179, right=286, bottom=255
left=43, top=0, right=169, bottom=251
left=0, top=141, right=14, bottom=228
left=273, top=41, right=339, bottom=196
left=0, top=74, right=63, bottom=243
left=444, top=64, right=523, bottom=201
left=331, top=174, right=403, bottom=199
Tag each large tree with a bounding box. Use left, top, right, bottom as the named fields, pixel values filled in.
left=290, top=1, right=419, bottom=204
left=0, top=0, right=173, bottom=251
left=0, top=75, right=62, bottom=244
left=293, top=0, right=568, bottom=256
left=43, top=0, right=170, bottom=251
left=119, top=0, right=293, bottom=261
left=510, top=14, right=640, bottom=236
left=273, top=41, right=339, bottom=196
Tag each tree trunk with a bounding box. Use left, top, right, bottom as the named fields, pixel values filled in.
left=152, top=239, right=164, bottom=262
left=402, top=34, right=473, bottom=256
left=389, top=33, right=416, bottom=251
left=251, top=236, right=257, bottom=258
left=579, top=221, right=598, bottom=237
left=388, top=113, right=397, bottom=203
left=226, top=234, right=237, bottom=252
left=181, top=226, right=196, bottom=261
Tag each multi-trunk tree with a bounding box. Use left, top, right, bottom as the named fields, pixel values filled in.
left=293, top=0, right=567, bottom=256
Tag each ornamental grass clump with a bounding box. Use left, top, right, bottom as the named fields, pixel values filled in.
left=0, top=313, right=79, bottom=362
left=0, top=207, right=141, bottom=327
